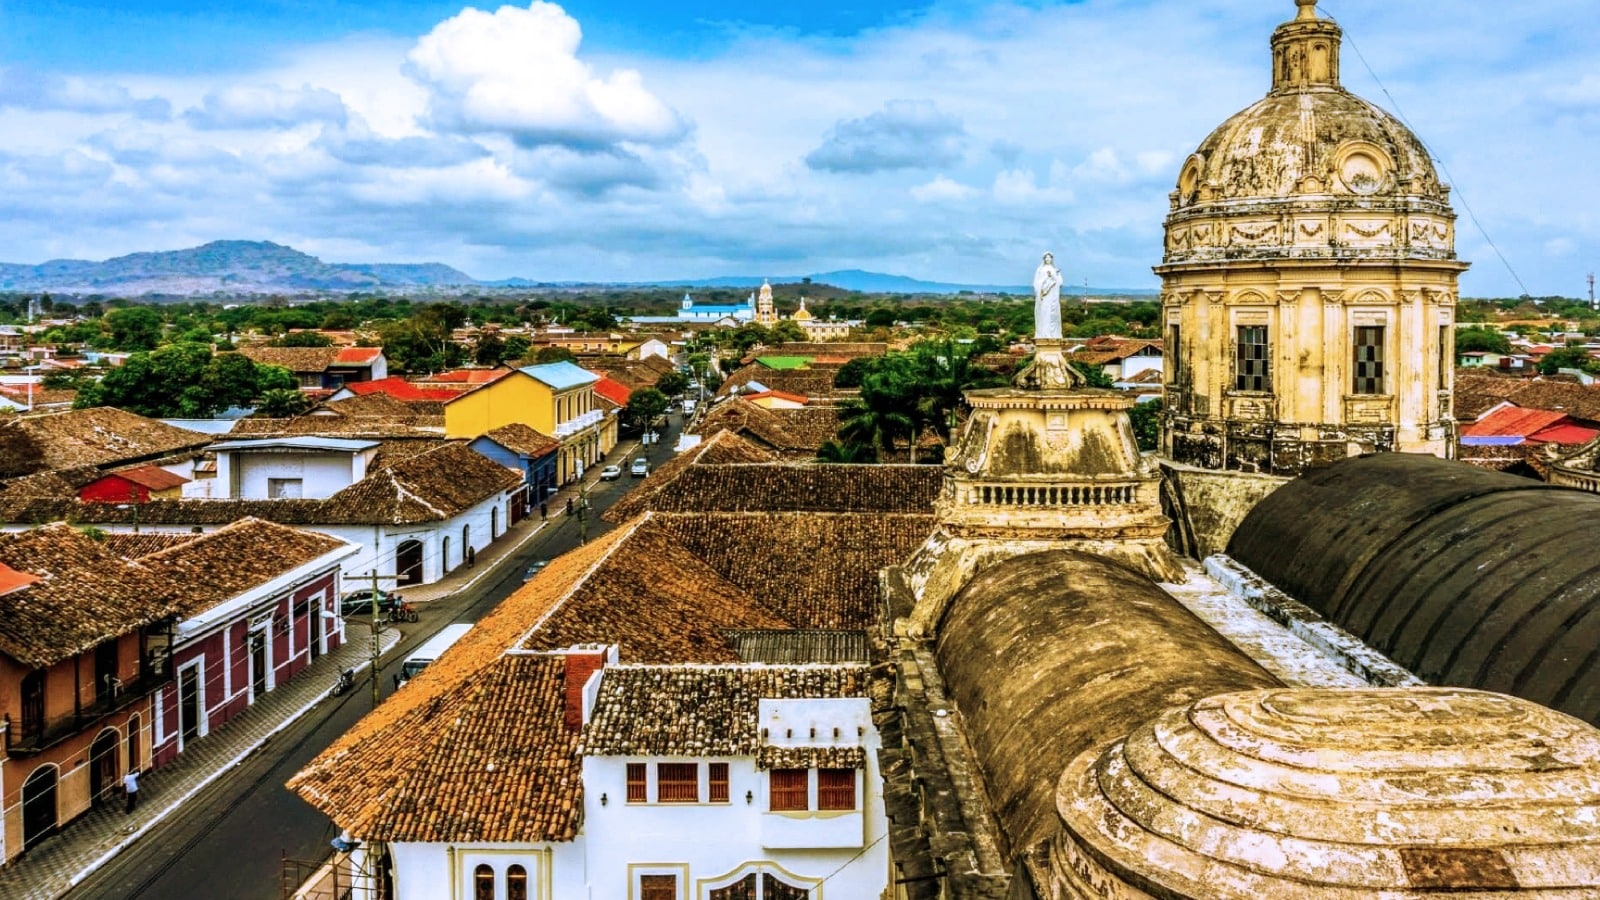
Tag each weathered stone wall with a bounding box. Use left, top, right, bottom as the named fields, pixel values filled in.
left=1160, top=461, right=1286, bottom=559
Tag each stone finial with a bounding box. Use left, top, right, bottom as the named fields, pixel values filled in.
left=1296, top=0, right=1318, bottom=21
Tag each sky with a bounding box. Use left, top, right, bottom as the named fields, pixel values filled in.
left=1, top=0, right=1597, bottom=296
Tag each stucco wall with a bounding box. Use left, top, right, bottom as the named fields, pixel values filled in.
left=1160, top=461, right=1287, bottom=560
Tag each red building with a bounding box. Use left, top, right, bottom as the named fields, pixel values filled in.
left=78, top=465, right=191, bottom=504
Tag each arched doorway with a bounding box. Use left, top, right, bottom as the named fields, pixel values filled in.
left=22, top=766, right=57, bottom=849
left=90, top=728, right=120, bottom=806
left=396, top=540, right=424, bottom=586
left=442, top=536, right=452, bottom=574
left=491, top=507, right=499, bottom=539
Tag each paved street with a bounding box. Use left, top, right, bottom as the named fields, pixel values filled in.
left=59, top=421, right=679, bottom=900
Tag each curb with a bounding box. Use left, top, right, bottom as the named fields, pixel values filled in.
left=59, top=628, right=403, bottom=896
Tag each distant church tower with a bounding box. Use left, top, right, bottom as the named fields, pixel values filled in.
left=1158, top=0, right=1468, bottom=476
left=756, top=280, right=778, bottom=327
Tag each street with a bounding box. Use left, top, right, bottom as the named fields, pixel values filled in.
left=65, top=422, right=678, bottom=900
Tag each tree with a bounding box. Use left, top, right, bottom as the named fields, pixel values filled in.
left=816, top=440, right=875, bottom=463
left=103, top=307, right=163, bottom=351
left=473, top=332, right=508, bottom=366
left=503, top=335, right=531, bottom=363
left=75, top=344, right=294, bottom=417
left=838, top=363, right=918, bottom=462
left=1071, top=360, right=1116, bottom=388
left=272, top=331, right=335, bottom=348
left=834, top=357, right=872, bottom=389
left=1539, top=346, right=1598, bottom=376
left=534, top=346, right=577, bottom=364
left=1455, top=327, right=1511, bottom=355
left=1128, top=399, right=1163, bottom=452
left=255, top=388, right=312, bottom=418
left=656, top=371, right=690, bottom=397
left=770, top=320, right=807, bottom=343
left=623, top=388, right=670, bottom=433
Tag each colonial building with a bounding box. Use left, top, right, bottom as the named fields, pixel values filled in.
left=755, top=280, right=778, bottom=327
left=1159, top=0, right=1467, bottom=475
left=443, top=362, right=609, bottom=484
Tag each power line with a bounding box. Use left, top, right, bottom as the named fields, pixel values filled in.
left=1320, top=2, right=1533, bottom=298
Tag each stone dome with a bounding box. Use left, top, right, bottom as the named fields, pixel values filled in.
left=1163, top=1, right=1458, bottom=264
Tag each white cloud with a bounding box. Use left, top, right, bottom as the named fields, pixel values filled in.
left=912, top=176, right=978, bottom=203
left=405, top=1, right=686, bottom=150
left=0, top=68, right=170, bottom=120
left=185, top=84, right=349, bottom=130
left=806, top=100, right=965, bottom=173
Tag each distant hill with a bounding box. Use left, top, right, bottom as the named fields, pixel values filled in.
left=0, top=241, right=475, bottom=295
left=0, top=240, right=1159, bottom=297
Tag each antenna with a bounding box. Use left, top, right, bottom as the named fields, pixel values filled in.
left=1590, top=273, right=1596, bottom=311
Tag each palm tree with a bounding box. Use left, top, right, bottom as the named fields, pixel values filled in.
left=816, top=440, right=876, bottom=463
left=838, top=367, right=917, bottom=462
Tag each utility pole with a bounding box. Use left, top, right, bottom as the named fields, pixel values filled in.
left=1589, top=273, right=1596, bottom=311
left=370, top=570, right=382, bottom=711
left=576, top=479, right=590, bottom=545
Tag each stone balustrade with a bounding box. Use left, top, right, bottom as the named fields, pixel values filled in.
left=952, top=481, right=1147, bottom=509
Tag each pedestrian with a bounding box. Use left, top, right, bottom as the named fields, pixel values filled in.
left=540, top=501, right=548, bottom=521
left=393, top=672, right=401, bottom=692
left=467, top=546, right=476, bottom=568
left=123, top=769, right=139, bottom=814
left=565, top=497, right=574, bottom=516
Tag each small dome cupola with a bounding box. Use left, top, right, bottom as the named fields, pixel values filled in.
left=1271, top=0, right=1342, bottom=93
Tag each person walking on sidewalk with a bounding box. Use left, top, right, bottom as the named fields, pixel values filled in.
left=123, top=769, right=140, bottom=814
left=540, top=501, right=548, bottom=521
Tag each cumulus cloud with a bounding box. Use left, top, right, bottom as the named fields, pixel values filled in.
left=805, top=100, right=965, bottom=173
left=405, top=1, right=687, bottom=150
left=911, top=176, right=978, bottom=203
left=0, top=68, right=170, bottom=119
left=185, top=84, right=349, bottom=130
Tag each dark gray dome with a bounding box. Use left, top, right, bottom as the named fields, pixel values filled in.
left=1229, top=453, right=1600, bottom=726
left=935, top=550, right=1277, bottom=853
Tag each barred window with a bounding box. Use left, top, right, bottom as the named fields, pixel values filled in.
left=709, top=762, right=730, bottom=803
left=1167, top=324, right=1181, bottom=383
left=1354, top=326, right=1386, bottom=394
left=817, top=769, right=856, bottom=811
left=626, top=763, right=647, bottom=802
left=1439, top=325, right=1451, bottom=389
left=657, top=763, right=699, bottom=803
left=1235, top=325, right=1269, bottom=392
left=770, top=768, right=808, bottom=811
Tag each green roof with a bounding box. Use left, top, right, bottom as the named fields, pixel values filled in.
left=756, top=356, right=813, bottom=370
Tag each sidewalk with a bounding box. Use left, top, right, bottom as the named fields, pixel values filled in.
left=402, top=438, right=644, bottom=605
left=0, top=627, right=402, bottom=900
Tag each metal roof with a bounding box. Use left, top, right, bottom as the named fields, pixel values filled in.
left=518, top=361, right=600, bottom=391
left=209, top=436, right=380, bottom=453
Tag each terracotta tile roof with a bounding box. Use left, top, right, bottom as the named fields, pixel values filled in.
left=0, top=465, right=101, bottom=499
left=694, top=399, right=842, bottom=454
left=580, top=664, right=869, bottom=757
left=1, top=407, right=210, bottom=473
left=646, top=512, right=932, bottom=630
left=137, top=518, right=348, bottom=618
left=1456, top=372, right=1600, bottom=425
left=757, top=342, right=886, bottom=359
left=104, top=532, right=204, bottom=559
left=590, top=374, right=631, bottom=406
left=725, top=630, right=870, bottom=664
left=0, top=524, right=180, bottom=667
left=744, top=390, right=809, bottom=405
left=0, top=386, right=79, bottom=408
left=757, top=745, right=866, bottom=770
left=603, top=432, right=776, bottom=522
left=719, top=365, right=845, bottom=400
left=417, top=368, right=515, bottom=386
left=228, top=409, right=445, bottom=439
left=0, top=442, right=519, bottom=528
left=237, top=346, right=341, bottom=372
left=334, top=347, right=384, bottom=365
left=290, top=530, right=636, bottom=842
left=480, top=423, right=560, bottom=459
left=608, top=461, right=940, bottom=519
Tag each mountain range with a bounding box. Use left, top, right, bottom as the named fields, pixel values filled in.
left=0, top=241, right=1157, bottom=297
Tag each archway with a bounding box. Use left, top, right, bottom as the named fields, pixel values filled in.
left=22, top=766, right=57, bottom=849
left=491, top=507, right=499, bottom=539
left=127, top=713, right=142, bottom=772
left=442, top=536, right=452, bottom=574
left=90, top=728, right=120, bottom=806
left=396, top=540, right=424, bottom=586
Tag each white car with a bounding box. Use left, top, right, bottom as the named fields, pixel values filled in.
left=630, top=458, right=649, bottom=477
left=599, top=464, right=622, bottom=481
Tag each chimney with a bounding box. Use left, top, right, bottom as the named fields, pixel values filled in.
left=563, top=648, right=608, bottom=732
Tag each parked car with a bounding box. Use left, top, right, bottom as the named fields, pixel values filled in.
left=340, top=589, right=403, bottom=617
left=599, top=464, right=623, bottom=481
left=630, top=458, right=649, bottom=477
left=523, top=559, right=550, bottom=582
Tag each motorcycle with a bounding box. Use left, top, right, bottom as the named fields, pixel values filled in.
left=383, top=598, right=419, bottom=624
left=331, top=668, right=356, bottom=697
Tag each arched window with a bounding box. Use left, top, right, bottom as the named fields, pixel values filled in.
left=442, top=536, right=452, bottom=573
left=491, top=507, right=499, bottom=539
left=506, top=864, right=527, bottom=900
left=473, top=864, right=494, bottom=900
left=462, top=523, right=470, bottom=549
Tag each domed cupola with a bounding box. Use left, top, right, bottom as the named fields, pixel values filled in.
left=1156, top=0, right=1469, bottom=478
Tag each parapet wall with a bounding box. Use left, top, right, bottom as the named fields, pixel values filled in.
left=1159, top=460, right=1286, bottom=559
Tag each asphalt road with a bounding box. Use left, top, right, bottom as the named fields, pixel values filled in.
left=67, top=423, right=680, bottom=900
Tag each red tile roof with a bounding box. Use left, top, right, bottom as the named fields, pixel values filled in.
left=744, top=390, right=809, bottom=405
left=334, top=347, right=384, bottom=365
left=103, top=464, right=189, bottom=492
left=590, top=374, right=631, bottom=406
left=420, top=368, right=515, bottom=386
left=0, top=562, right=39, bottom=597
left=342, top=377, right=466, bottom=403
left=1461, top=407, right=1570, bottom=439
left=1529, top=423, right=1600, bottom=445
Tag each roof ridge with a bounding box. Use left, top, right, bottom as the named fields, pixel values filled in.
left=510, top=517, right=647, bottom=651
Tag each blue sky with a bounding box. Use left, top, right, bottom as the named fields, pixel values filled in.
left=1, top=0, right=1597, bottom=296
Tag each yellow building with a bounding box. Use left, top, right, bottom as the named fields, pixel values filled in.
left=1158, top=0, right=1467, bottom=476
left=444, top=362, right=608, bottom=483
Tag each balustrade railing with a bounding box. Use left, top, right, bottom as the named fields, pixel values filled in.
left=956, top=481, right=1146, bottom=508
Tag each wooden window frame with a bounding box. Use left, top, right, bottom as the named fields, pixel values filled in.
left=639, top=873, right=677, bottom=900
left=656, top=762, right=699, bottom=803
left=817, top=768, right=856, bottom=811
left=769, top=768, right=808, bottom=811
left=626, top=762, right=647, bottom=803
left=709, top=762, right=730, bottom=803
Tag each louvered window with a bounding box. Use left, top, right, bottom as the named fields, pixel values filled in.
left=657, top=763, right=699, bottom=803
left=626, top=763, right=647, bottom=802
left=817, top=769, right=856, bottom=811
left=640, top=874, right=677, bottom=900
left=770, top=768, right=808, bottom=811
left=1354, top=326, right=1386, bottom=394
left=1235, top=326, right=1269, bottom=392
left=709, top=762, right=730, bottom=803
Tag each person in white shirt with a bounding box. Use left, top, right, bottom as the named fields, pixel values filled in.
left=123, top=770, right=139, bottom=814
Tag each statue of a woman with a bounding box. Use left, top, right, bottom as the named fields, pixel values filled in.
left=1033, top=252, right=1063, bottom=340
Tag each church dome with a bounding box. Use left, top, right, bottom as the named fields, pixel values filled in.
left=1163, top=0, right=1457, bottom=265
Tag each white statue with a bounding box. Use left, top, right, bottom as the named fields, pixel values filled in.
left=1033, top=252, right=1063, bottom=340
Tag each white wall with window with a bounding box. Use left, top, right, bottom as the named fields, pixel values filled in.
left=388, top=842, right=586, bottom=900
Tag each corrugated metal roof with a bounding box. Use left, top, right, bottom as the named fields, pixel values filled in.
left=1529, top=423, right=1600, bottom=445
left=725, top=629, right=870, bottom=664
left=1460, top=406, right=1568, bottom=438
left=210, top=436, right=380, bottom=453
left=519, top=361, right=600, bottom=390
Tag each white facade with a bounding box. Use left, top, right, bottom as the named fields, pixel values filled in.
left=211, top=440, right=378, bottom=500
left=389, top=841, right=587, bottom=900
